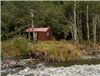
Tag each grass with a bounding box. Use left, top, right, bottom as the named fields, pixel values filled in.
left=32, top=40, right=82, bottom=61
left=3, top=37, right=100, bottom=62
left=1, top=37, right=31, bottom=58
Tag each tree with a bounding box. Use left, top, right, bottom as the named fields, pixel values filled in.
left=73, top=2, right=78, bottom=44
left=1, top=1, right=100, bottom=44
left=30, top=9, right=36, bottom=41
left=86, top=4, right=90, bottom=41
left=93, top=15, right=97, bottom=44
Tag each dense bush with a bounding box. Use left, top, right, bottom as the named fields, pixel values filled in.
left=1, top=37, right=31, bottom=58
left=13, top=37, right=31, bottom=55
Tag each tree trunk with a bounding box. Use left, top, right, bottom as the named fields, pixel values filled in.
left=73, top=2, right=78, bottom=45
left=28, top=22, right=31, bottom=44
left=79, top=13, right=83, bottom=41
left=71, top=25, right=74, bottom=41
left=31, top=9, right=36, bottom=41
left=93, top=15, right=97, bottom=45
left=98, top=16, right=100, bottom=43
left=28, top=32, right=30, bottom=42
left=86, top=4, right=90, bottom=41
left=77, top=12, right=82, bottom=41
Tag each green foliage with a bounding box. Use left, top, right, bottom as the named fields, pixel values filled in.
left=1, top=37, right=31, bottom=58
left=13, top=37, right=31, bottom=55
left=1, top=1, right=100, bottom=41
left=32, top=41, right=81, bottom=61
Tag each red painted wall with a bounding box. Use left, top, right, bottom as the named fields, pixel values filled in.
left=37, top=29, right=52, bottom=41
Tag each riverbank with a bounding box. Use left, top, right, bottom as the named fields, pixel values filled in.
left=1, top=38, right=100, bottom=76
left=6, top=64, right=100, bottom=76
left=2, top=37, right=100, bottom=62
left=1, top=52, right=100, bottom=73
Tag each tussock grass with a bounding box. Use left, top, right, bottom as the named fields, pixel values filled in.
left=32, top=40, right=81, bottom=61
left=2, top=38, right=100, bottom=61
left=2, top=38, right=82, bottom=61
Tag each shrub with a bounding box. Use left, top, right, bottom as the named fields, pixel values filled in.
left=1, top=37, right=31, bottom=58
left=13, top=37, right=31, bottom=55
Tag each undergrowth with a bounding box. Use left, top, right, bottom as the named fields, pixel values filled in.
left=2, top=38, right=99, bottom=61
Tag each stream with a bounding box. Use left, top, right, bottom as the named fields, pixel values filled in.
left=1, top=58, right=100, bottom=76
left=45, top=58, right=100, bottom=67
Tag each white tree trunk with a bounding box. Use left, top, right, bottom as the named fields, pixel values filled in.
left=31, top=9, right=36, bottom=41
left=64, top=2, right=78, bottom=44
left=86, top=5, right=90, bottom=41
left=93, top=15, right=97, bottom=44
left=73, top=2, right=78, bottom=44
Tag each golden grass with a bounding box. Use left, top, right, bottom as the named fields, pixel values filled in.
left=2, top=38, right=100, bottom=61
left=31, top=40, right=82, bottom=61
left=2, top=38, right=82, bottom=61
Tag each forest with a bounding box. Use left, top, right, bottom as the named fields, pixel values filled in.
left=1, top=1, right=100, bottom=43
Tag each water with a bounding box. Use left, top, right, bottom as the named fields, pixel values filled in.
left=45, top=59, right=100, bottom=67
left=1, top=59, right=100, bottom=76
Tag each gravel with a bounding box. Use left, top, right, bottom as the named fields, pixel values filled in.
left=6, top=64, right=100, bottom=76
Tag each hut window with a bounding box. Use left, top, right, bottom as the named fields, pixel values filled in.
left=47, top=32, right=49, bottom=36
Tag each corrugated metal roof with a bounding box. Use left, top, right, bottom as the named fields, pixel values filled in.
left=25, top=27, right=50, bottom=32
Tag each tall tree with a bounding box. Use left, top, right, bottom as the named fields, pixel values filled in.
left=73, top=2, right=78, bottom=44
left=93, top=15, right=97, bottom=44
left=86, top=4, right=90, bottom=41
left=30, top=9, right=37, bottom=41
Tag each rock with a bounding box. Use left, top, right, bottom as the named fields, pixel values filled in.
left=23, top=67, right=30, bottom=72
left=7, top=73, right=13, bottom=76
left=6, top=64, right=100, bottom=76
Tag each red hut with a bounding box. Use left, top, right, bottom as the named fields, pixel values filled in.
left=25, top=27, right=52, bottom=41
